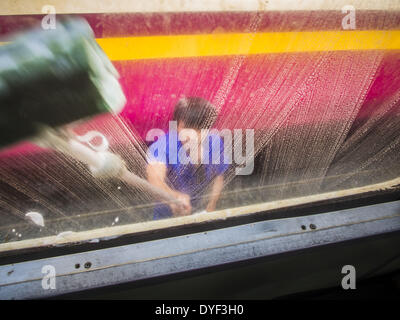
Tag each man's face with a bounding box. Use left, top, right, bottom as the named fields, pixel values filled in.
left=177, top=121, right=201, bottom=145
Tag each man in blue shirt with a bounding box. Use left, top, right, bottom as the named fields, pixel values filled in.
left=146, top=97, right=229, bottom=220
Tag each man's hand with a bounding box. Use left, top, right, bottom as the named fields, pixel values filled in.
left=146, top=162, right=192, bottom=216
left=205, top=175, right=224, bottom=213
left=205, top=202, right=216, bottom=212
left=170, top=192, right=192, bottom=216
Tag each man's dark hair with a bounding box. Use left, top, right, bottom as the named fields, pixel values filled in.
left=173, top=97, right=217, bottom=129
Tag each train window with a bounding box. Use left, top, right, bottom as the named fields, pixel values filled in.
left=0, top=2, right=399, bottom=254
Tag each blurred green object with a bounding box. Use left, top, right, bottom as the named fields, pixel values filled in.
left=0, top=17, right=126, bottom=149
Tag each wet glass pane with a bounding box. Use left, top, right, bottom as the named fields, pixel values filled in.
left=0, top=2, right=399, bottom=252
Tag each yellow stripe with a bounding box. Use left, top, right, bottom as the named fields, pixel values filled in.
left=96, top=30, right=400, bottom=61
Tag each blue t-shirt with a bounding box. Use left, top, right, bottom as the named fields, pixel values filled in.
left=147, top=130, right=229, bottom=220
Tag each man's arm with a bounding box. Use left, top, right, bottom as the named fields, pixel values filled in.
left=146, top=162, right=192, bottom=216
left=206, top=175, right=224, bottom=212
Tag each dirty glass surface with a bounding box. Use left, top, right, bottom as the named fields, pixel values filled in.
left=0, top=2, right=399, bottom=250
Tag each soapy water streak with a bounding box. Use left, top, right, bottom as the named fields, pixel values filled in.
left=0, top=20, right=400, bottom=243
